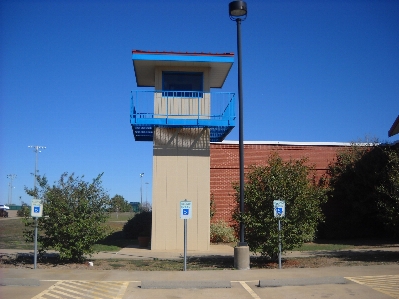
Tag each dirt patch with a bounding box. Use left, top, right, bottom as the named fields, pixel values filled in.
left=1, top=251, right=398, bottom=271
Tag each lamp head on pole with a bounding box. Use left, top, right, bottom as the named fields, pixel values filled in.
left=140, top=173, right=144, bottom=178
left=229, top=1, right=247, bottom=21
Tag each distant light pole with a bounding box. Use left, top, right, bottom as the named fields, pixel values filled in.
left=28, top=145, right=46, bottom=192
left=28, top=145, right=45, bottom=270
left=7, top=174, right=17, bottom=205
left=145, top=182, right=149, bottom=206
left=140, top=173, right=144, bottom=208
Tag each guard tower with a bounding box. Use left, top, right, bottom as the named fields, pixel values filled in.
left=131, top=50, right=235, bottom=250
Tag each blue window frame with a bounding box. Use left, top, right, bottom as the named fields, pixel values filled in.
left=162, top=72, right=203, bottom=97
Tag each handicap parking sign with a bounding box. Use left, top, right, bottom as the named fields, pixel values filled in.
left=273, top=200, right=285, bottom=218
left=180, top=200, right=192, bottom=219
left=31, top=199, right=43, bottom=217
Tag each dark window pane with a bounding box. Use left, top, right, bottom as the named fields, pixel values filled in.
left=162, top=72, right=203, bottom=97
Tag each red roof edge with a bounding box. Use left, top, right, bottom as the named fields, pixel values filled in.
left=132, top=49, right=234, bottom=56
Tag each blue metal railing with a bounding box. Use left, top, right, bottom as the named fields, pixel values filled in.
left=130, top=91, right=235, bottom=122
left=130, top=90, right=236, bottom=142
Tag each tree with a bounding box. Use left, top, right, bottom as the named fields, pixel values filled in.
left=24, top=173, right=111, bottom=262
left=109, top=194, right=132, bottom=213
left=321, top=141, right=399, bottom=239
left=233, top=153, right=327, bottom=259
left=377, top=145, right=399, bottom=237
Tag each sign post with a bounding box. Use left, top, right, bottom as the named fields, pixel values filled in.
left=273, top=200, right=285, bottom=269
left=31, top=199, right=43, bottom=269
left=180, top=200, right=192, bottom=271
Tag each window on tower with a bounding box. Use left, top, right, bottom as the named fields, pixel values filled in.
left=162, top=72, right=203, bottom=97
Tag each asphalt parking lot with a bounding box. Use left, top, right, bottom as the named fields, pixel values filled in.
left=1, top=265, right=399, bottom=299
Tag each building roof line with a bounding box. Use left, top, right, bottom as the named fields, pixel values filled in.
left=212, top=140, right=363, bottom=146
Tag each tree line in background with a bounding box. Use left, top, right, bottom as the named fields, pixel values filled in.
left=109, top=194, right=133, bottom=213
left=233, top=141, right=399, bottom=259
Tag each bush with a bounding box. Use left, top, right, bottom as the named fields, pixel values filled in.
left=123, top=211, right=152, bottom=239
left=321, top=142, right=399, bottom=239
left=210, top=220, right=236, bottom=243
left=23, top=173, right=111, bottom=262
left=17, top=204, right=30, bottom=217
left=233, top=153, right=327, bottom=259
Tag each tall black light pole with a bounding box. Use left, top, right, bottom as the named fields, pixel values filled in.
left=229, top=0, right=247, bottom=246
left=229, top=1, right=249, bottom=270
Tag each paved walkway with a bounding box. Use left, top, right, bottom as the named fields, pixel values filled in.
left=1, top=243, right=398, bottom=260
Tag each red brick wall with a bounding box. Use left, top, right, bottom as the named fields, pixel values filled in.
left=210, top=142, right=349, bottom=224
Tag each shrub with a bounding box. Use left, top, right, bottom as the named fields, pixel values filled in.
left=17, top=205, right=30, bottom=217
left=123, top=211, right=152, bottom=239
left=233, top=153, right=327, bottom=259
left=23, top=173, right=111, bottom=262
left=210, top=220, right=236, bottom=243
left=322, top=142, right=399, bottom=239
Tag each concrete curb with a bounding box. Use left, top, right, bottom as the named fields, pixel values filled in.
left=258, top=276, right=348, bottom=287
left=141, top=280, right=231, bottom=289
left=0, top=278, right=40, bottom=286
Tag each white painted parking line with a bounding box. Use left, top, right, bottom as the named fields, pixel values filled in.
left=345, top=275, right=399, bottom=299
left=232, top=281, right=261, bottom=299
left=32, top=280, right=130, bottom=299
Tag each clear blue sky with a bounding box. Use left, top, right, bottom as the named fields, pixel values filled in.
left=1, top=0, right=398, bottom=206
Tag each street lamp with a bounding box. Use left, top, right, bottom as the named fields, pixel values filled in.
left=7, top=174, right=17, bottom=205
left=145, top=182, right=149, bottom=207
left=28, top=145, right=45, bottom=270
left=28, top=145, right=46, bottom=192
left=140, top=173, right=144, bottom=208
left=229, top=0, right=249, bottom=270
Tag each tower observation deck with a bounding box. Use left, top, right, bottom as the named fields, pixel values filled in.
left=130, top=50, right=236, bottom=142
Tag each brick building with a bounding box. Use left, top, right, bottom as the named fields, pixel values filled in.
left=210, top=140, right=351, bottom=223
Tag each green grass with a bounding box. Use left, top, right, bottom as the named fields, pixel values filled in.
left=293, top=238, right=399, bottom=251
left=0, top=215, right=136, bottom=251
left=2, top=216, right=396, bottom=253
left=108, top=212, right=135, bottom=222
left=293, top=243, right=353, bottom=251
left=94, top=220, right=137, bottom=251
left=0, top=218, right=33, bottom=249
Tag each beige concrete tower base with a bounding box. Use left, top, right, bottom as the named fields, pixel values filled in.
left=151, top=127, right=210, bottom=251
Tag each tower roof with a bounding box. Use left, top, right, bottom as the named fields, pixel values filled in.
left=132, top=50, right=234, bottom=88
left=389, top=115, right=399, bottom=137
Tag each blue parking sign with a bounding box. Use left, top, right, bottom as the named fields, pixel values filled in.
left=31, top=199, right=43, bottom=217
left=273, top=200, right=285, bottom=218
left=180, top=200, right=192, bottom=219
